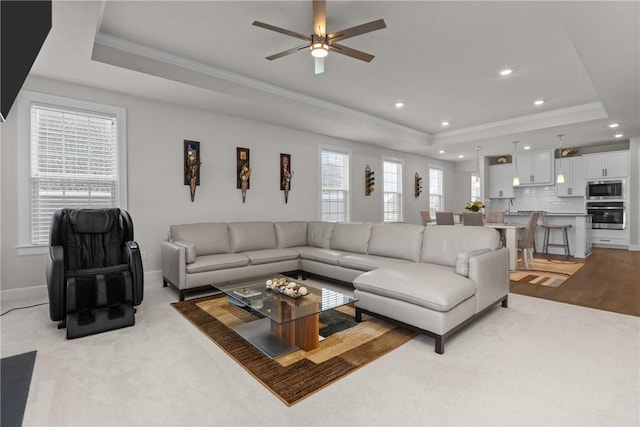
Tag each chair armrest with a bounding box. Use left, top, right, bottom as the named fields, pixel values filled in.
left=46, top=245, right=66, bottom=321
left=161, top=240, right=186, bottom=290
left=468, top=248, right=509, bottom=313
left=124, top=241, right=144, bottom=305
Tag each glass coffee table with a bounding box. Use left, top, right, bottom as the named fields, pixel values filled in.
left=215, top=274, right=357, bottom=359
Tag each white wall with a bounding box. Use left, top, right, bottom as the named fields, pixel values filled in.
left=630, top=137, right=639, bottom=249
left=0, top=76, right=455, bottom=292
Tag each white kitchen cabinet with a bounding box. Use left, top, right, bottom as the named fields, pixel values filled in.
left=515, top=150, right=553, bottom=185
left=584, top=151, right=629, bottom=179
left=488, top=163, right=514, bottom=199
left=556, top=156, right=585, bottom=197
left=592, top=228, right=629, bottom=247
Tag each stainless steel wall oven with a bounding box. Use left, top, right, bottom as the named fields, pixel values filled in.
left=586, top=201, right=625, bottom=230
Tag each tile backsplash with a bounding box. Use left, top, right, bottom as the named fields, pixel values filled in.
left=485, top=186, right=586, bottom=213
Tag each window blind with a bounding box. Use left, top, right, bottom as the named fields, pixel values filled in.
left=429, top=168, right=443, bottom=216
left=321, top=150, right=350, bottom=222
left=383, top=160, right=403, bottom=222
left=30, top=104, right=119, bottom=244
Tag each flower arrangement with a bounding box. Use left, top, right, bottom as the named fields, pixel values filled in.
left=465, top=200, right=484, bottom=212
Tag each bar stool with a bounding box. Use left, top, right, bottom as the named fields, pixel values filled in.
left=541, top=223, right=572, bottom=256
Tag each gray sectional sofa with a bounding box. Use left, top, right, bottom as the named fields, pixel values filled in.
left=161, top=221, right=509, bottom=353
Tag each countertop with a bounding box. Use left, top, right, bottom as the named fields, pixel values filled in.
left=504, top=212, right=590, bottom=217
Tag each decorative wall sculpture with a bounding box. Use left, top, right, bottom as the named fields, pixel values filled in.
left=237, top=147, right=251, bottom=203
left=365, top=164, right=375, bottom=196
left=414, top=172, right=423, bottom=197
left=280, top=153, right=292, bottom=203
left=184, top=140, right=200, bottom=202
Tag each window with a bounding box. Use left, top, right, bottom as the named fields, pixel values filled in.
left=18, top=91, right=127, bottom=250
left=320, top=149, right=350, bottom=222
left=429, top=168, right=443, bottom=216
left=383, top=159, right=403, bottom=222
left=471, top=175, right=481, bottom=201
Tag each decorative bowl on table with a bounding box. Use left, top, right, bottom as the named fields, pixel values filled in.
left=265, top=277, right=308, bottom=299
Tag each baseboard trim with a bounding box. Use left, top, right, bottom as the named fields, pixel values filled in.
left=0, top=285, right=48, bottom=302
left=629, top=244, right=640, bottom=251
left=0, top=270, right=163, bottom=303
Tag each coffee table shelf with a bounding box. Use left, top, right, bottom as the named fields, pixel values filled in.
left=215, top=274, right=356, bottom=358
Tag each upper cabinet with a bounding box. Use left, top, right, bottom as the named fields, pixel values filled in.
left=556, top=156, right=585, bottom=197
left=488, top=163, right=515, bottom=199
left=514, top=150, right=554, bottom=186
left=584, top=151, right=629, bottom=179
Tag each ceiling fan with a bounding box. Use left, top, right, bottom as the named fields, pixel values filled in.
left=252, top=0, right=386, bottom=74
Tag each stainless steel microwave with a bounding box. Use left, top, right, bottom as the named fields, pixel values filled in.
left=587, top=180, right=624, bottom=200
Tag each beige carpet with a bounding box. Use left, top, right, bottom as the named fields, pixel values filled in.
left=171, top=294, right=415, bottom=406
left=510, top=258, right=584, bottom=287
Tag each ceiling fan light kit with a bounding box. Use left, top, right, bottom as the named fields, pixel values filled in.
left=253, top=0, right=386, bottom=74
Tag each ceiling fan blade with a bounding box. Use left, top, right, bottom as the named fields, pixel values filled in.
left=315, top=57, right=325, bottom=74
left=329, top=42, right=375, bottom=62
left=266, top=44, right=310, bottom=61
left=328, top=19, right=387, bottom=42
left=252, top=21, right=311, bottom=42
left=313, top=0, right=326, bottom=36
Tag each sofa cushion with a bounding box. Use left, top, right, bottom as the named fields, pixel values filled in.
left=229, top=222, right=277, bottom=253
left=368, top=223, right=424, bottom=262
left=170, top=223, right=229, bottom=256
left=242, top=248, right=300, bottom=265
left=275, top=221, right=308, bottom=248
left=353, top=264, right=476, bottom=312
left=330, top=223, right=373, bottom=254
left=421, top=225, right=500, bottom=267
left=307, top=221, right=334, bottom=248
left=185, top=253, right=249, bottom=274
left=338, top=254, right=411, bottom=271
left=295, top=246, right=348, bottom=266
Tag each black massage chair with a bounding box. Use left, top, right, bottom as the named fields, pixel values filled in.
left=46, top=208, right=144, bottom=338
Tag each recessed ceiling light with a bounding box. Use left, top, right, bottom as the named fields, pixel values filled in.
left=614, top=133, right=623, bottom=138
left=608, top=123, right=619, bottom=128
left=458, top=154, right=464, bottom=159
left=395, top=102, right=404, bottom=108
left=533, top=99, right=544, bottom=106
left=441, top=121, right=450, bottom=126
left=523, top=145, right=531, bottom=150
left=499, top=68, right=513, bottom=76
left=439, top=150, right=445, bottom=154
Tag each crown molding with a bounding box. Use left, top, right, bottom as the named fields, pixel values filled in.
left=431, top=102, right=608, bottom=145
left=93, top=32, right=430, bottom=140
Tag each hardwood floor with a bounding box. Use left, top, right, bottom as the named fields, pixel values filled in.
left=510, top=247, right=640, bottom=317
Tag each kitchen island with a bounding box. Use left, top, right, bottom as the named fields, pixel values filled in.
left=504, top=212, right=592, bottom=258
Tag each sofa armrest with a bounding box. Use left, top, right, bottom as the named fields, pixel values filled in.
left=161, top=241, right=186, bottom=289
left=172, top=239, right=196, bottom=263
left=455, top=249, right=491, bottom=276
left=468, top=247, right=509, bottom=313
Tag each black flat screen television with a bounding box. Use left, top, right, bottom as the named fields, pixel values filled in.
left=1, top=0, right=52, bottom=122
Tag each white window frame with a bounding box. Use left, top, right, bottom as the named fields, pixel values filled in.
left=471, top=174, right=481, bottom=201
left=319, top=146, right=351, bottom=222
left=382, top=157, right=403, bottom=222
left=17, top=90, right=127, bottom=255
left=429, top=167, right=443, bottom=217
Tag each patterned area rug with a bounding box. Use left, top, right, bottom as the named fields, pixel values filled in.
left=171, top=295, right=415, bottom=406
left=510, top=258, right=584, bottom=287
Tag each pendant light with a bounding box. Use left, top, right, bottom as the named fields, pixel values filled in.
left=512, top=141, right=520, bottom=186
left=556, top=134, right=565, bottom=184
left=474, top=146, right=481, bottom=186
